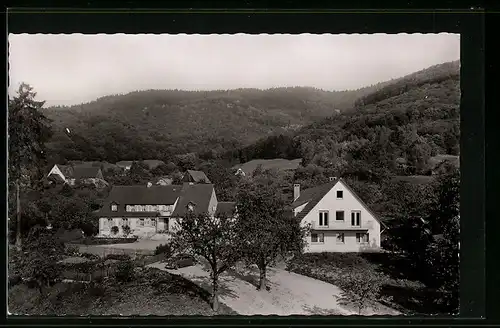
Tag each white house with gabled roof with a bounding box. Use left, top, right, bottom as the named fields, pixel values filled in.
left=291, top=177, right=386, bottom=253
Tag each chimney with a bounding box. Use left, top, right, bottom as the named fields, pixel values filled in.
left=147, top=182, right=153, bottom=188
left=329, top=177, right=337, bottom=182
left=293, top=183, right=300, bottom=201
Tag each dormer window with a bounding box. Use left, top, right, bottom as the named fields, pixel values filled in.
left=111, top=203, right=118, bottom=212
left=187, top=202, right=195, bottom=212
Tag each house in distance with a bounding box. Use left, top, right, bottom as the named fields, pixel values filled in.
left=233, top=158, right=302, bottom=177
left=182, top=169, right=211, bottom=184
left=47, top=164, right=107, bottom=187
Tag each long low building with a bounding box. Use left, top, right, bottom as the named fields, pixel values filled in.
left=96, top=182, right=235, bottom=239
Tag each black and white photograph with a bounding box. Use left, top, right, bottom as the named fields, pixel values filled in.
left=8, top=32, right=460, bottom=316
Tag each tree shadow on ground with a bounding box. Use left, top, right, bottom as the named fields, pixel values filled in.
left=380, top=284, right=445, bottom=315
left=360, top=252, right=421, bottom=282
left=226, top=265, right=280, bottom=291
left=359, top=252, right=448, bottom=315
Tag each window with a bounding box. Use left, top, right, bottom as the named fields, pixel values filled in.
left=336, top=190, right=343, bottom=199
left=319, top=211, right=329, bottom=226
left=311, top=233, right=325, bottom=243
left=152, top=219, right=157, bottom=227
left=126, top=205, right=132, bottom=212
left=188, top=204, right=195, bottom=212
left=356, top=233, right=369, bottom=244
left=123, top=218, right=129, bottom=226
left=107, top=218, right=113, bottom=226
left=351, top=211, right=361, bottom=226
left=336, top=233, right=345, bottom=243
left=336, top=211, right=344, bottom=221
left=139, top=219, right=145, bottom=227
left=111, top=204, right=118, bottom=212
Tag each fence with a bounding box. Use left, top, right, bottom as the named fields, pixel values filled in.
left=76, top=245, right=155, bottom=258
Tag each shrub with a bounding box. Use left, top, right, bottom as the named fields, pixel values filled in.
left=104, top=254, right=131, bottom=261
left=110, top=226, right=119, bottom=235
left=337, top=269, right=387, bottom=315
left=80, top=236, right=138, bottom=245
left=154, top=243, right=173, bottom=257
left=20, top=227, right=64, bottom=295
left=64, top=244, right=80, bottom=256
left=80, top=252, right=100, bottom=260
left=122, top=225, right=131, bottom=237
left=114, top=260, right=135, bottom=283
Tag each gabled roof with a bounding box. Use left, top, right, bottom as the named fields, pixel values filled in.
left=55, top=164, right=72, bottom=176
left=215, top=202, right=236, bottom=217
left=292, top=178, right=384, bottom=227
left=142, top=160, right=165, bottom=170
left=108, top=185, right=182, bottom=205
left=292, top=181, right=339, bottom=221
left=115, top=160, right=165, bottom=170
left=72, top=166, right=102, bottom=179
left=51, top=164, right=102, bottom=179
left=185, top=170, right=211, bottom=183
left=97, top=185, right=183, bottom=217
left=291, top=182, right=334, bottom=209
left=68, top=161, right=119, bottom=171
left=171, top=183, right=215, bottom=217
left=232, top=158, right=302, bottom=177
left=116, top=161, right=134, bottom=167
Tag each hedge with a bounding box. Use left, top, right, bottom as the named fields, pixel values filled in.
left=67, top=236, right=138, bottom=245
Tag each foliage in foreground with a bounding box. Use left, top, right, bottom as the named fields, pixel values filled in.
left=17, top=227, right=64, bottom=295
left=169, top=212, right=241, bottom=312
left=236, top=169, right=308, bottom=290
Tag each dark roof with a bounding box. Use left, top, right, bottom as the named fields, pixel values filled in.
left=52, top=164, right=102, bottom=179
left=56, top=164, right=72, bottom=176
left=109, top=185, right=182, bottom=205
left=291, top=182, right=334, bottom=208
left=115, top=160, right=165, bottom=170
left=97, top=183, right=215, bottom=218
left=68, top=161, right=119, bottom=171
left=291, top=178, right=384, bottom=227
left=185, top=170, right=211, bottom=183
left=232, top=158, right=302, bottom=176
left=215, top=202, right=236, bottom=217
left=116, top=161, right=133, bottom=167
left=292, top=181, right=339, bottom=221
left=97, top=185, right=183, bottom=217
left=171, top=183, right=215, bottom=217
left=143, top=160, right=165, bottom=170
left=72, top=166, right=102, bottom=179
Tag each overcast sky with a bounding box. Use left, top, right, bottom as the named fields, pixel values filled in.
left=9, top=33, right=460, bottom=106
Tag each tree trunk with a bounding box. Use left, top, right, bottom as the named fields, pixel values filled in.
left=15, top=180, right=22, bottom=250
left=258, top=263, right=267, bottom=291
left=211, top=274, right=219, bottom=312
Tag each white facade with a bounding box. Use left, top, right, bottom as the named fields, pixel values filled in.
left=97, top=189, right=218, bottom=239
left=296, top=180, right=381, bottom=253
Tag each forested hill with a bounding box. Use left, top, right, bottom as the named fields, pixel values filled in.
left=42, top=60, right=458, bottom=165
left=43, top=86, right=390, bottom=164
left=232, top=60, right=460, bottom=182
